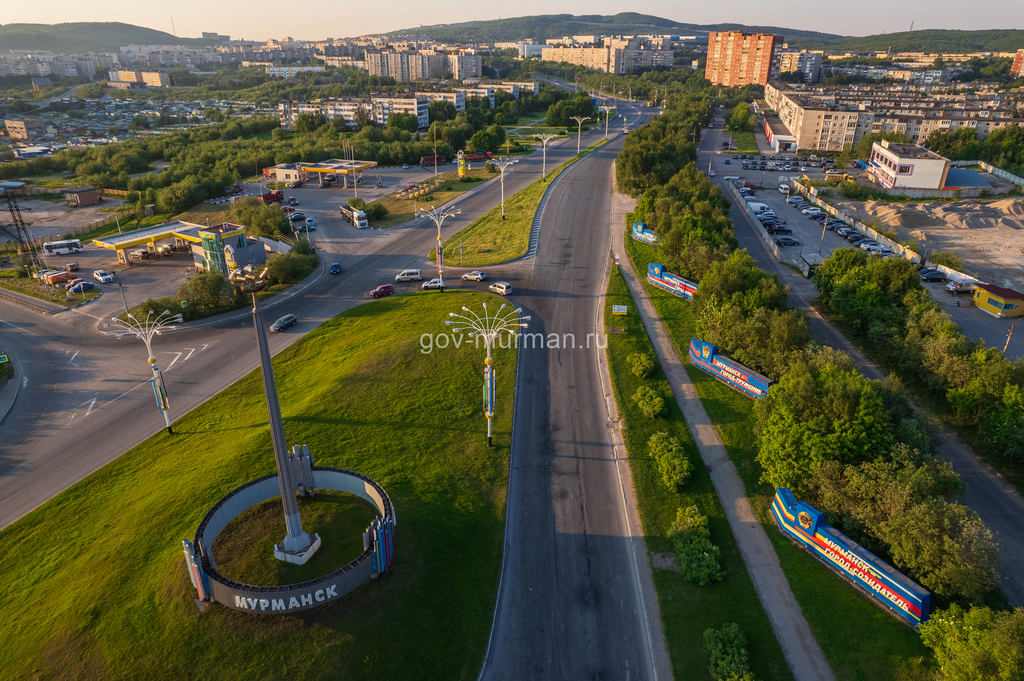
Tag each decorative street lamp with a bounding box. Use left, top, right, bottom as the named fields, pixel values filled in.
left=228, top=264, right=320, bottom=564
left=599, top=106, right=612, bottom=139
left=492, top=157, right=518, bottom=220
left=416, top=205, right=461, bottom=286
left=446, top=303, right=530, bottom=447
left=570, top=115, right=588, bottom=157
left=103, top=309, right=182, bottom=434
left=534, top=134, right=557, bottom=180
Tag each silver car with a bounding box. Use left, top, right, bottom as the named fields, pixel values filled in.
left=461, top=270, right=486, bottom=281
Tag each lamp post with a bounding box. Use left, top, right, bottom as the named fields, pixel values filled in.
left=492, top=157, right=518, bottom=220
left=534, top=134, right=557, bottom=180
left=570, top=115, right=588, bottom=156
left=416, top=205, right=461, bottom=285
left=103, top=309, right=182, bottom=434
left=229, top=264, right=319, bottom=562
left=599, top=106, right=612, bottom=139
left=445, top=303, right=530, bottom=447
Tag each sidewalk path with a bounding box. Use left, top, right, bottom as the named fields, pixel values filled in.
left=610, top=193, right=836, bottom=681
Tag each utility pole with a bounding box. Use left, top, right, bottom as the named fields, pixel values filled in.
left=1005, top=322, right=1017, bottom=354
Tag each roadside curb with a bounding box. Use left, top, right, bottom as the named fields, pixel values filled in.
left=0, top=285, right=62, bottom=315
left=0, top=354, right=23, bottom=427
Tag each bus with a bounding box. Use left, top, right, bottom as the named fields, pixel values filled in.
left=42, top=239, right=83, bottom=255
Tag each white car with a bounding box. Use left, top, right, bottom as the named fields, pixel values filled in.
left=35, top=269, right=61, bottom=280
left=402, top=164, right=409, bottom=169
left=93, top=269, right=115, bottom=283
left=801, top=207, right=823, bottom=215
left=421, top=278, right=445, bottom=290
left=461, top=270, right=486, bottom=281
left=708, top=169, right=716, bottom=177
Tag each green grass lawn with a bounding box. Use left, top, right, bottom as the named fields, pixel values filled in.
left=437, top=140, right=607, bottom=267
left=0, top=269, right=102, bottom=306
left=604, top=266, right=792, bottom=681
left=0, top=290, right=517, bottom=681
left=728, top=131, right=759, bottom=153
left=624, top=234, right=937, bottom=680
left=374, top=168, right=495, bottom=228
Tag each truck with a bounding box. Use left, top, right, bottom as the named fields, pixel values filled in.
left=420, top=155, right=447, bottom=167
left=339, top=204, right=369, bottom=229
left=463, top=150, right=493, bottom=162
left=259, top=189, right=284, bottom=203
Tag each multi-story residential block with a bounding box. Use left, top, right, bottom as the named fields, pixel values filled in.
left=1012, top=49, right=1024, bottom=79
left=415, top=91, right=466, bottom=112
left=705, top=32, right=783, bottom=86
left=4, top=118, right=46, bottom=139
left=540, top=42, right=671, bottom=74
left=867, top=139, right=950, bottom=190
left=448, top=54, right=482, bottom=80
left=371, top=96, right=429, bottom=129
left=455, top=87, right=496, bottom=109
left=266, top=66, right=323, bottom=77
left=779, top=50, right=823, bottom=82
left=113, top=70, right=171, bottom=87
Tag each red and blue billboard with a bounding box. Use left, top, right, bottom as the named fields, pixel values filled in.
left=647, top=263, right=697, bottom=301
left=688, top=339, right=774, bottom=399
left=632, top=222, right=658, bottom=245
left=772, top=488, right=930, bottom=628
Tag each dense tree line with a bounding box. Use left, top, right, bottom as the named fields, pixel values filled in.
left=924, top=125, right=1024, bottom=177
left=616, top=70, right=1006, bottom=609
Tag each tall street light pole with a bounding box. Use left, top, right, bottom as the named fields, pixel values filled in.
left=570, top=115, right=587, bottom=156
left=417, top=205, right=461, bottom=285
left=599, top=106, right=612, bottom=139
left=229, top=264, right=319, bottom=563
left=103, top=309, right=182, bottom=434
left=446, top=303, right=530, bottom=447
left=534, top=134, right=557, bottom=180
left=492, top=157, right=518, bottom=220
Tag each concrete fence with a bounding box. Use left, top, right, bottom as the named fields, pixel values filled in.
left=724, top=181, right=810, bottom=274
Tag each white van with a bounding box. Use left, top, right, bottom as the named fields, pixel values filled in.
left=747, top=202, right=771, bottom=213
left=778, top=183, right=790, bottom=194
left=488, top=282, right=512, bottom=296
left=395, top=269, right=423, bottom=282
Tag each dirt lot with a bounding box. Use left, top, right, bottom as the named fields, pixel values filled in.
left=20, top=198, right=121, bottom=241
left=835, top=195, right=1024, bottom=292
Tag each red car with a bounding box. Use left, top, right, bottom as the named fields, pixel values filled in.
left=63, top=278, right=86, bottom=289
left=281, top=206, right=296, bottom=213
left=366, top=284, right=395, bottom=299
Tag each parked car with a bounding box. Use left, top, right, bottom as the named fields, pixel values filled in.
left=93, top=269, right=115, bottom=283
left=329, top=263, right=341, bottom=275
left=63, top=262, right=80, bottom=272
left=402, top=164, right=410, bottom=169
left=801, top=207, right=823, bottom=216
left=723, top=159, right=730, bottom=164
left=421, top=278, right=445, bottom=290
left=305, top=218, right=316, bottom=230
left=858, top=241, right=880, bottom=250
left=489, top=281, right=512, bottom=296
left=708, top=169, right=715, bottom=177
left=281, top=206, right=296, bottom=213
left=366, top=284, right=395, bottom=298
left=462, top=270, right=486, bottom=281
left=130, top=249, right=151, bottom=260
left=34, top=269, right=60, bottom=280
left=921, top=271, right=948, bottom=282
left=63, top=278, right=85, bottom=290
left=288, top=197, right=298, bottom=206
left=810, top=214, right=827, bottom=223
left=270, top=314, right=297, bottom=332
left=946, top=281, right=978, bottom=295
left=787, top=196, right=803, bottom=205
left=775, top=236, right=801, bottom=247
left=395, top=269, right=423, bottom=282
left=68, top=281, right=94, bottom=293
left=767, top=227, right=793, bottom=235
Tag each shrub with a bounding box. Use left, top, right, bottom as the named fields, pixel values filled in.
left=0, top=359, right=14, bottom=380
left=648, top=432, right=692, bottom=489
left=347, top=197, right=366, bottom=210
left=177, top=271, right=240, bottom=319
left=627, top=352, right=654, bottom=378
left=929, top=250, right=965, bottom=272
left=920, top=604, right=1024, bottom=681
left=265, top=252, right=315, bottom=286
left=632, top=386, right=665, bottom=419
left=364, top=202, right=388, bottom=221
left=704, top=623, right=757, bottom=681
left=669, top=506, right=724, bottom=586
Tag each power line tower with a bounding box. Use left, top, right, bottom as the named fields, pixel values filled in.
left=0, top=181, right=45, bottom=270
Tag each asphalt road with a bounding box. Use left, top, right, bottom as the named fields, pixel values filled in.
left=700, top=122, right=1024, bottom=607
left=0, top=128, right=584, bottom=528
left=479, top=100, right=670, bottom=680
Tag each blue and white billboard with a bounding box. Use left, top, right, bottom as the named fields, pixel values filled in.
left=647, top=263, right=697, bottom=301
left=688, top=339, right=774, bottom=399
left=632, top=223, right=658, bottom=245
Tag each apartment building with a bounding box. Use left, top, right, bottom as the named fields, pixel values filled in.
left=705, top=32, right=783, bottom=86
left=779, top=50, right=823, bottom=82
left=372, top=96, right=430, bottom=129
left=1013, top=49, right=1024, bottom=79
left=448, top=54, right=482, bottom=80
left=266, top=66, right=323, bottom=77
left=4, top=118, right=46, bottom=140
left=456, top=87, right=496, bottom=109
left=112, top=70, right=171, bottom=87
left=867, top=139, right=950, bottom=190
left=540, top=43, right=672, bottom=74
left=764, top=82, right=1024, bottom=151
left=415, top=91, right=466, bottom=112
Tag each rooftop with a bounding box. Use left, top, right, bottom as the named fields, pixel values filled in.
left=977, top=283, right=1024, bottom=300
left=877, top=140, right=947, bottom=161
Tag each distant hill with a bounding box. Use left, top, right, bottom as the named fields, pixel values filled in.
left=0, top=22, right=213, bottom=53
left=394, top=13, right=843, bottom=44
left=790, top=29, right=1024, bottom=53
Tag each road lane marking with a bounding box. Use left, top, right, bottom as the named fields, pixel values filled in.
left=68, top=350, right=79, bottom=364
left=163, top=351, right=183, bottom=370
left=0, top=319, right=36, bottom=336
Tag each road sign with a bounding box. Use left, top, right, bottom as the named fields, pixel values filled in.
left=612, top=305, right=628, bottom=316
left=0, top=355, right=8, bottom=363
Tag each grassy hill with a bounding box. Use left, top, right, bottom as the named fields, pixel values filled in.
left=0, top=22, right=213, bottom=53
left=395, top=13, right=842, bottom=44
left=791, top=28, right=1024, bottom=53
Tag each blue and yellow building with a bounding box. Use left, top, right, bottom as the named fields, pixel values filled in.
left=93, top=221, right=266, bottom=274
left=974, top=284, right=1024, bottom=318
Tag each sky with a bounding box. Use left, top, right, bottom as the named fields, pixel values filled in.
left=2, top=0, right=1023, bottom=41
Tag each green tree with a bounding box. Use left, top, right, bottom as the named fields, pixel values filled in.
left=670, top=506, right=724, bottom=586
left=229, top=196, right=290, bottom=238
left=979, top=385, right=1024, bottom=461
left=920, top=604, right=1024, bottom=681
left=387, top=112, right=419, bottom=132
left=728, top=102, right=753, bottom=132
left=648, top=432, right=692, bottom=490
left=364, top=202, right=388, bottom=221
left=177, top=271, right=238, bottom=318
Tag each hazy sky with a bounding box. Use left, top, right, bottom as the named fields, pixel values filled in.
left=3, top=0, right=1022, bottom=41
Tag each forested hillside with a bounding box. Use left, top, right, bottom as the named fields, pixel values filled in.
left=0, top=22, right=213, bottom=52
